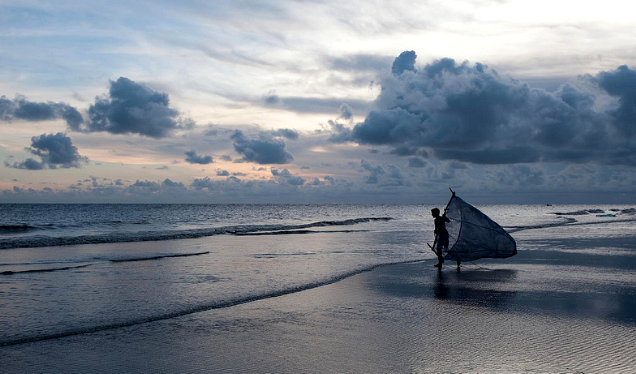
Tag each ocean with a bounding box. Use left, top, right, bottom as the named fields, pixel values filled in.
left=1, top=202, right=636, bottom=372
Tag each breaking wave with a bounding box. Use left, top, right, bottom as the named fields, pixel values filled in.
left=0, top=224, right=38, bottom=234
left=235, top=229, right=368, bottom=236
left=0, top=217, right=392, bottom=250
left=0, top=264, right=91, bottom=275
left=109, top=251, right=210, bottom=263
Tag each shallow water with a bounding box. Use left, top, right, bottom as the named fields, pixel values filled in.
left=1, top=203, right=636, bottom=371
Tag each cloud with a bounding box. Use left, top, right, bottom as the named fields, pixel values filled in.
left=326, top=53, right=393, bottom=72
left=338, top=103, right=353, bottom=120
left=270, top=128, right=299, bottom=140
left=123, top=178, right=186, bottom=195
left=597, top=65, right=636, bottom=137
left=263, top=92, right=280, bottom=105
left=391, top=50, right=417, bottom=76
left=326, top=119, right=352, bottom=143
left=184, top=149, right=214, bottom=164
left=341, top=52, right=636, bottom=166
left=408, top=157, right=427, bottom=168
left=191, top=176, right=214, bottom=190
left=217, top=170, right=230, bottom=176
left=162, top=178, right=186, bottom=189
left=261, top=95, right=370, bottom=115
left=360, top=159, right=385, bottom=184
left=0, top=95, right=83, bottom=128
left=78, top=77, right=192, bottom=138
left=5, top=132, right=87, bottom=170
left=271, top=168, right=305, bottom=186
left=219, top=155, right=233, bottom=161
left=230, top=129, right=293, bottom=164
left=125, top=180, right=160, bottom=194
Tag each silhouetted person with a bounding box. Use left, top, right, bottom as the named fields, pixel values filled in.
left=431, top=208, right=449, bottom=268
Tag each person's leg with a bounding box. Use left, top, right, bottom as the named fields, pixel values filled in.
left=435, top=246, right=445, bottom=267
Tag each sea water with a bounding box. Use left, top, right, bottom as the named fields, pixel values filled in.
left=1, top=203, right=635, bottom=347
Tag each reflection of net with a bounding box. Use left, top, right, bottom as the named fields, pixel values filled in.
left=444, top=196, right=517, bottom=262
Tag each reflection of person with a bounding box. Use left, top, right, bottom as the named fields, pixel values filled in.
left=431, top=208, right=449, bottom=268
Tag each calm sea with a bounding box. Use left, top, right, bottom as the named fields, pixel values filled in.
left=1, top=203, right=635, bottom=346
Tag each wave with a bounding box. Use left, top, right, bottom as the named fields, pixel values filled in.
left=0, top=220, right=152, bottom=235
left=0, top=264, right=91, bottom=275
left=0, top=224, right=37, bottom=234
left=0, top=257, right=424, bottom=347
left=508, top=217, right=636, bottom=233
left=506, top=217, right=577, bottom=233
left=109, top=251, right=210, bottom=263
left=236, top=229, right=368, bottom=236
left=553, top=209, right=603, bottom=216
left=0, top=217, right=392, bottom=250
left=0, top=251, right=211, bottom=275
left=553, top=207, right=636, bottom=216
left=253, top=252, right=317, bottom=258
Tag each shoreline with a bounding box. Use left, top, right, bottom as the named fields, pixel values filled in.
left=2, top=248, right=636, bottom=373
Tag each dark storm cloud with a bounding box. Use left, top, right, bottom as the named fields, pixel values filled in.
left=597, top=65, right=636, bottom=137
left=390, top=146, right=428, bottom=157
left=326, top=120, right=352, bottom=143
left=80, top=77, right=193, bottom=138
left=391, top=50, right=417, bottom=76
left=334, top=52, right=636, bottom=166
left=0, top=95, right=82, bottom=128
left=5, top=132, right=87, bottom=170
left=230, top=130, right=293, bottom=164
left=184, top=150, right=214, bottom=164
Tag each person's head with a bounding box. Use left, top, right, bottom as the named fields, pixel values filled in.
left=431, top=208, right=440, bottom=217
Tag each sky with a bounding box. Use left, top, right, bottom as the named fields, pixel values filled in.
left=1, top=0, right=636, bottom=204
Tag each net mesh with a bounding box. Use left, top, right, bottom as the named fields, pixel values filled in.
left=444, top=195, right=517, bottom=262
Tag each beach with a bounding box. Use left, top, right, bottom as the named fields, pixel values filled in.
left=3, top=250, right=636, bottom=373
left=1, top=204, right=636, bottom=373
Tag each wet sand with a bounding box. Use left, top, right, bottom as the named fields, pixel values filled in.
left=2, top=248, right=636, bottom=373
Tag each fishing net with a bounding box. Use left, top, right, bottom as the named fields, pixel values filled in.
left=443, top=195, right=517, bottom=262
